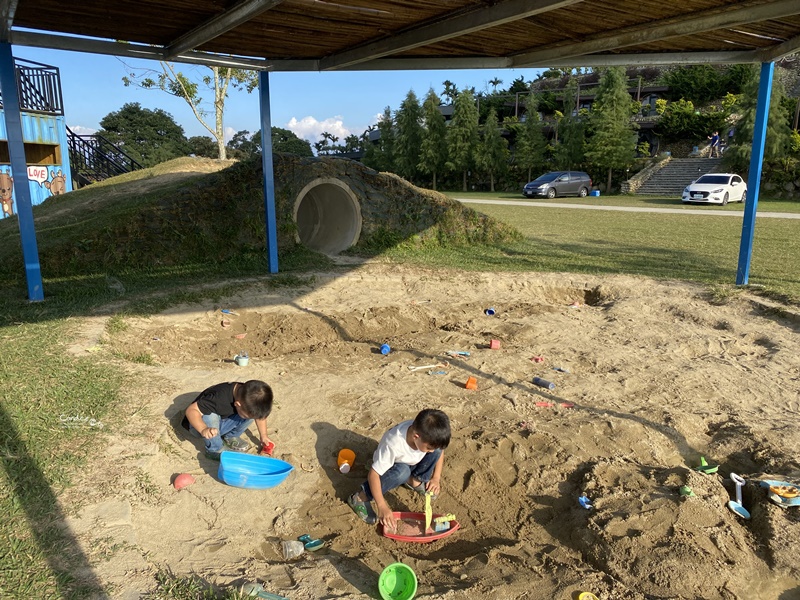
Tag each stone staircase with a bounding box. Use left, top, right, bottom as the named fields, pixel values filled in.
left=636, top=157, right=723, bottom=196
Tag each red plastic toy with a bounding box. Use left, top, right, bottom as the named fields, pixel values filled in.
left=381, top=512, right=460, bottom=543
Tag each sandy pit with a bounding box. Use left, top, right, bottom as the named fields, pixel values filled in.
left=63, top=264, right=800, bottom=599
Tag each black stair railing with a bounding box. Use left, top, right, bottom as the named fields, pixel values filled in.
left=67, top=127, right=143, bottom=183
left=0, top=58, right=64, bottom=114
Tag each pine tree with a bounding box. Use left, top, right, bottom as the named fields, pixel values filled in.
left=418, top=89, right=448, bottom=190
left=725, top=65, right=793, bottom=176
left=555, top=80, right=586, bottom=170
left=446, top=89, right=479, bottom=192
left=515, top=93, right=549, bottom=182
left=585, top=66, right=638, bottom=193
left=476, top=107, right=509, bottom=192
left=394, top=90, right=424, bottom=181
left=363, top=106, right=395, bottom=172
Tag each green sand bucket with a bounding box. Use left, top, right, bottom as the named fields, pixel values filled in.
left=379, top=562, right=417, bottom=600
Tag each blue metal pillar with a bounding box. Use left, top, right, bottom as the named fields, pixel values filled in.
left=0, top=43, right=43, bottom=301
left=736, top=61, right=773, bottom=285
left=258, top=71, right=279, bottom=274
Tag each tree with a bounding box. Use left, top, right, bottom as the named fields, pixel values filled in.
left=476, top=107, right=509, bottom=192
left=418, top=89, right=448, bottom=190
left=488, top=77, right=503, bottom=93
left=442, top=80, right=459, bottom=105
left=342, top=134, right=362, bottom=153
left=188, top=135, right=218, bottom=158
left=315, top=131, right=341, bottom=155
left=227, top=129, right=260, bottom=159
left=226, top=128, right=314, bottom=159
left=123, top=62, right=258, bottom=160
left=515, top=94, right=549, bottom=181
left=654, top=98, right=698, bottom=141
left=98, top=102, right=189, bottom=167
left=446, top=89, right=480, bottom=191
left=664, top=65, right=725, bottom=104
left=508, top=76, right=529, bottom=94
left=725, top=65, right=793, bottom=174
left=554, top=80, right=586, bottom=170
left=271, top=127, right=314, bottom=156
left=363, top=107, right=395, bottom=172
left=394, top=90, right=424, bottom=181
left=585, top=66, right=638, bottom=192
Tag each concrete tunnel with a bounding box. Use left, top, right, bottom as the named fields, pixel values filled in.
left=293, top=178, right=362, bottom=255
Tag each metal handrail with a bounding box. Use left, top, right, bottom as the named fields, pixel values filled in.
left=0, top=58, right=64, bottom=115
left=67, top=127, right=143, bottom=182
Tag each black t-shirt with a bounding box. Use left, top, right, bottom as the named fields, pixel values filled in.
left=181, top=382, right=237, bottom=430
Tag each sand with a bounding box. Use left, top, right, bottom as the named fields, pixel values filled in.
left=62, top=264, right=800, bottom=599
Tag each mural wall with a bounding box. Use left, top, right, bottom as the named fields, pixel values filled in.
left=0, top=112, right=73, bottom=219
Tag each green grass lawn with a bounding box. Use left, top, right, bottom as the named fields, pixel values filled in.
left=389, top=201, right=800, bottom=303
left=443, top=190, right=800, bottom=213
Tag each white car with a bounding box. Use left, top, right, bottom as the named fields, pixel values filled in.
left=682, top=173, right=746, bottom=205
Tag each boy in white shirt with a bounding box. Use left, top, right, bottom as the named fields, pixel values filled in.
left=348, top=409, right=450, bottom=531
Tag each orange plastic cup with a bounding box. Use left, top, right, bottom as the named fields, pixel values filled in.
left=465, top=376, right=478, bottom=390
left=338, top=448, right=356, bottom=473
left=489, top=339, right=501, bottom=349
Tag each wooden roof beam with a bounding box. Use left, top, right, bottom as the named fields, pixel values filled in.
left=318, top=0, right=582, bottom=71
left=268, top=56, right=509, bottom=71
left=11, top=30, right=270, bottom=70
left=164, top=0, right=286, bottom=59
left=511, top=0, right=800, bottom=67
left=542, top=50, right=759, bottom=67
left=0, top=0, right=18, bottom=42
left=757, top=33, right=800, bottom=62
left=266, top=50, right=759, bottom=71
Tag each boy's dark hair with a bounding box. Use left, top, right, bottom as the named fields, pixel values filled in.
left=239, top=380, right=273, bottom=419
left=412, top=409, right=450, bottom=449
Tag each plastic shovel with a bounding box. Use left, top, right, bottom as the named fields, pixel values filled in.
left=408, top=362, right=448, bottom=372
left=728, top=473, right=751, bottom=519
left=424, top=492, right=432, bottom=533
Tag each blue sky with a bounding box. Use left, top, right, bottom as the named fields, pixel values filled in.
left=16, top=45, right=543, bottom=146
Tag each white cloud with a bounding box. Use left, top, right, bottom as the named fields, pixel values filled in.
left=224, top=126, right=238, bottom=143
left=285, top=116, right=351, bottom=144
left=68, top=125, right=98, bottom=135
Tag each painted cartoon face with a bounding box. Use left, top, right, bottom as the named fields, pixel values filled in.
left=44, top=169, right=67, bottom=196
left=0, top=172, right=14, bottom=217
left=0, top=172, right=13, bottom=200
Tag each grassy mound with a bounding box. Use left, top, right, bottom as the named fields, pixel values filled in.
left=0, top=155, right=519, bottom=283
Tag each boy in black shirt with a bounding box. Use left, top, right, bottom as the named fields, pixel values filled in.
left=182, top=380, right=273, bottom=460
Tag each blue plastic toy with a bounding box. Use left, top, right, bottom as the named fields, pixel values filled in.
left=218, top=453, right=293, bottom=489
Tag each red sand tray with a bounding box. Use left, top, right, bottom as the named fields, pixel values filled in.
left=381, top=512, right=460, bottom=543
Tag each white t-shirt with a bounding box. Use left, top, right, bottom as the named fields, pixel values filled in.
left=371, top=420, right=426, bottom=476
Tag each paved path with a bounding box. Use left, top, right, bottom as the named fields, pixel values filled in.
left=456, top=198, right=800, bottom=219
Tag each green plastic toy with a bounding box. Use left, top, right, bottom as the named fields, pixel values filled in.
left=379, top=563, right=417, bottom=600
left=695, top=456, right=718, bottom=474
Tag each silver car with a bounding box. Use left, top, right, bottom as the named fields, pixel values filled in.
left=523, top=171, right=592, bottom=198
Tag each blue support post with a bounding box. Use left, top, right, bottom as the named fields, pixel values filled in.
left=0, top=43, right=43, bottom=301
left=258, top=71, right=279, bottom=274
left=736, top=61, right=774, bottom=286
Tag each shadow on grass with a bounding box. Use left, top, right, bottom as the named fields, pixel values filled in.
left=483, top=236, right=733, bottom=284
left=0, top=403, right=103, bottom=597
